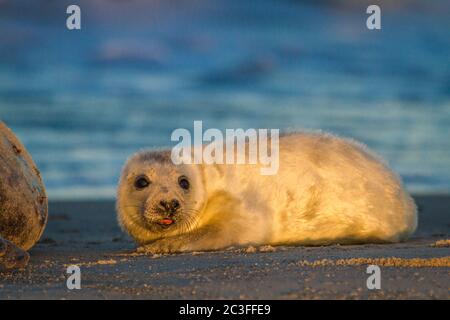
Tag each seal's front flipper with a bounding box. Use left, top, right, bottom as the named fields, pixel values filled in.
left=0, top=237, right=30, bottom=271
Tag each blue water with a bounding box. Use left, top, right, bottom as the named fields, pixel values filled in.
left=0, top=0, right=449, bottom=199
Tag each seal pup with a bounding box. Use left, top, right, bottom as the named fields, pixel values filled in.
left=116, top=132, right=417, bottom=253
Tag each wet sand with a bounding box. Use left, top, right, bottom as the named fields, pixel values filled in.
left=0, top=195, right=449, bottom=299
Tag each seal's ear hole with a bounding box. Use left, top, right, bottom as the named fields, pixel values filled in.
left=178, top=176, right=190, bottom=190
left=134, top=175, right=151, bottom=190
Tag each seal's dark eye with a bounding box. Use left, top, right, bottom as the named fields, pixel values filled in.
left=134, top=175, right=150, bottom=190
left=178, top=176, right=190, bottom=190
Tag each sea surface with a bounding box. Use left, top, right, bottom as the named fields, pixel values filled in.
left=0, top=0, right=449, bottom=199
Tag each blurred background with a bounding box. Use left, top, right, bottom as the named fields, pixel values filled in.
left=0, top=0, right=449, bottom=199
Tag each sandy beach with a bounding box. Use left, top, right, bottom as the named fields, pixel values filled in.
left=1, top=0, right=449, bottom=303
left=0, top=195, right=448, bottom=299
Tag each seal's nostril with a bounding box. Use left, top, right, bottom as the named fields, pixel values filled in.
left=159, top=200, right=168, bottom=210
left=172, top=199, right=180, bottom=210
left=159, top=200, right=179, bottom=213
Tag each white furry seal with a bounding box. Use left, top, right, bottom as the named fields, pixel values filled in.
left=116, top=132, right=417, bottom=253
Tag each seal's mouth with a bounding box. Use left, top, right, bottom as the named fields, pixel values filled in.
left=157, top=218, right=175, bottom=227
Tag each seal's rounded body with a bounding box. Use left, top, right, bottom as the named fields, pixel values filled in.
left=117, top=132, right=417, bottom=253
left=0, top=122, right=48, bottom=269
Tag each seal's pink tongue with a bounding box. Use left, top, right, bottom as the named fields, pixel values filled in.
left=159, top=219, right=174, bottom=225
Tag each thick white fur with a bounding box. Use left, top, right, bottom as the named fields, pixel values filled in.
left=117, top=132, right=417, bottom=253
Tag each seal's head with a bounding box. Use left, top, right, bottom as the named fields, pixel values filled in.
left=116, top=150, right=206, bottom=244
